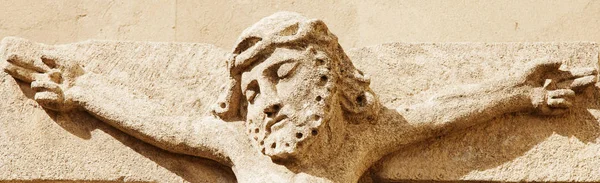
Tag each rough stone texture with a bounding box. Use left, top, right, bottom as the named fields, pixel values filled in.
left=1, top=1, right=599, bottom=48
left=2, top=41, right=600, bottom=182
left=1, top=12, right=600, bottom=183
left=351, top=43, right=600, bottom=182
left=0, top=38, right=236, bottom=183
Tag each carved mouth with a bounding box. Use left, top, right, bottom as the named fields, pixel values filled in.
left=265, top=115, right=287, bottom=133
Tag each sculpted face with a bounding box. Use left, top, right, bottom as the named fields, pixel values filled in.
left=212, top=12, right=378, bottom=162
left=240, top=45, right=342, bottom=160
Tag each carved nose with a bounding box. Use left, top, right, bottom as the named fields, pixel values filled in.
left=263, top=103, right=282, bottom=118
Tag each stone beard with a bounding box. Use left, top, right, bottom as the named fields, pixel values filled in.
left=241, top=46, right=343, bottom=161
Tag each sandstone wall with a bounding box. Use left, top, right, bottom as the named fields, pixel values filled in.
left=0, top=0, right=599, bottom=49
left=1, top=38, right=599, bottom=182
left=2, top=1, right=600, bottom=183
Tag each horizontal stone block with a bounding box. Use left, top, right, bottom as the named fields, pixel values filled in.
left=1, top=36, right=598, bottom=182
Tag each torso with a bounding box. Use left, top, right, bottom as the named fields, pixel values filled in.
left=226, top=122, right=381, bottom=183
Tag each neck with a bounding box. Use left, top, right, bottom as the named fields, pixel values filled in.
left=232, top=118, right=374, bottom=183
left=278, top=139, right=367, bottom=183
left=279, top=122, right=372, bottom=183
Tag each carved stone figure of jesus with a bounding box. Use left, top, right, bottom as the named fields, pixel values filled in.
left=3, top=12, right=598, bottom=183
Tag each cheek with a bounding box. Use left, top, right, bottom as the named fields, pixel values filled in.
left=276, top=67, right=334, bottom=108
left=275, top=66, right=337, bottom=129
left=244, top=104, right=265, bottom=136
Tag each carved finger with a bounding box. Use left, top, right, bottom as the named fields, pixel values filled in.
left=6, top=54, right=51, bottom=73
left=547, top=89, right=575, bottom=99
left=569, top=67, right=597, bottom=78
left=34, top=91, right=63, bottom=111
left=547, top=98, right=572, bottom=108
left=34, top=91, right=61, bottom=102
left=552, top=67, right=598, bottom=83
left=555, top=75, right=597, bottom=91
left=3, top=64, right=38, bottom=83
left=570, top=75, right=597, bottom=90
left=40, top=54, right=59, bottom=69
left=31, top=81, right=62, bottom=93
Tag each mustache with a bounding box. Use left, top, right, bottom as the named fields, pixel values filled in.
left=265, top=114, right=288, bottom=133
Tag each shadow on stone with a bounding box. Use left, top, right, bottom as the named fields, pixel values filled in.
left=13, top=79, right=237, bottom=183
left=370, top=86, right=600, bottom=181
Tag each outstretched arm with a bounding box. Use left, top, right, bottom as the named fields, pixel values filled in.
left=372, top=59, right=597, bottom=153
left=3, top=52, right=245, bottom=166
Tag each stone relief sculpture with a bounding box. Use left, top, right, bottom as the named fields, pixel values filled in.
left=2, top=12, right=599, bottom=183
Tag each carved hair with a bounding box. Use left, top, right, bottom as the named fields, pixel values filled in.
left=212, top=12, right=380, bottom=123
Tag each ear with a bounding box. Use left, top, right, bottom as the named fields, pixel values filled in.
left=212, top=76, right=243, bottom=121
left=339, top=90, right=380, bottom=124
left=337, top=67, right=380, bottom=124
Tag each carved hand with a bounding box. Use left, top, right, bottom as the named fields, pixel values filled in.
left=518, top=59, right=597, bottom=115
left=3, top=51, right=85, bottom=112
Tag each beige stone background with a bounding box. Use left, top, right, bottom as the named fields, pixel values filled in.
left=1, top=0, right=599, bottom=50
left=2, top=0, right=600, bottom=183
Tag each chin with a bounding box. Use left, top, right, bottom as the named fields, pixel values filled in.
left=265, top=139, right=304, bottom=160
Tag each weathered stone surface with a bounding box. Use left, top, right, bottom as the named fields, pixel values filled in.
left=350, top=43, right=600, bottom=182
left=0, top=38, right=235, bottom=183
left=1, top=12, right=599, bottom=183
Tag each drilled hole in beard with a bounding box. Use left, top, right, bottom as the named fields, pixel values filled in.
left=219, top=103, right=226, bottom=108
left=260, top=141, right=264, bottom=145
left=271, top=143, right=276, bottom=149
left=285, top=143, right=290, bottom=147
left=311, top=129, right=318, bottom=136
left=356, top=94, right=366, bottom=106
left=320, top=75, right=328, bottom=82
left=316, top=59, right=325, bottom=65
left=313, top=115, right=321, bottom=121
left=296, top=133, right=304, bottom=139
left=315, top=96, right=322, bottom=101
left=254, top=128, right=259, bottom=133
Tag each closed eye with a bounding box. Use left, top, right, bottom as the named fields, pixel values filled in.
left=264, top=61, right=299, bottom=82
left=276, top=62, right=299, bottom=79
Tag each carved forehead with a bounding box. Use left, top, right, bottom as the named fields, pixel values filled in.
left=228, top=11, right=338, bottom=75
left=233, top=11, right=309, bottom=51
left=240, top=47, right=310, bottom=91
left=213, top=11, right=341, bottom=120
